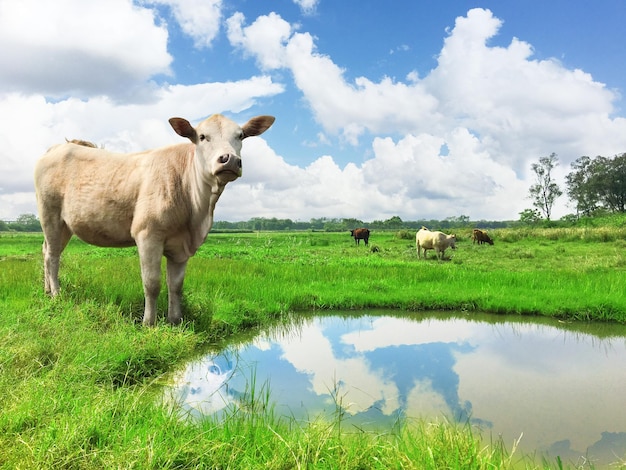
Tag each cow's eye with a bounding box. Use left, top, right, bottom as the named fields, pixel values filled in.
left=199, top=134, right=208, bottom=142
left=238, top=131, right=245, bottom=140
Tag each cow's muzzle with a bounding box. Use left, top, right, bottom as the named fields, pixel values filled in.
left=216, top=154, right=242, bottom=180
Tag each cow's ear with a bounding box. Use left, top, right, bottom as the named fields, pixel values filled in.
left=242, top=115, right=275, bottom=138
left=169, top=118, right=198, bottom=142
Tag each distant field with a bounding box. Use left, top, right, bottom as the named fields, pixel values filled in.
left=3, top=228, right=626, bottom=325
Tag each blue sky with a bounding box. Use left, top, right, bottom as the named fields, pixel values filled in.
left=1, top=0, right=626, bottom=222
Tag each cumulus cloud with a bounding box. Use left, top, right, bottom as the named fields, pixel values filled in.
left=293, top=0, right=319, bottom=15
left=221, top=7, right=626, bottom=220
left=146, top=0, right=222, bottom=48
left=2, top=4, right=626, bottom=223
left=0, top=0, right=171, bottom=101
left=231, top=8, right=626, bottom=169
left=0, top=76, right=284, bottom=213
left=218, top=126, right=526, bottom=222
left=227, top=12, right=292, bottom=70
left=284, top=30, right=440, bottom=143
left=227, top=14, right=440, bottom=144
left=425, top=8, right=625, bottom=174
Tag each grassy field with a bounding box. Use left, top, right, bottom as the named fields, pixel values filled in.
left=1, top=227, right=626, bottom=469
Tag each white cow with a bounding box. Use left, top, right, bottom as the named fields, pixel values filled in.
left=35, top=114, right=275, bottom=326
left=416, top=226, right=457, bottom=260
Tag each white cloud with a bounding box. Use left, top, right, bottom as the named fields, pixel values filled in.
left=283, top=31, right=440, bottom=144
left=216, top=122, right=526, bottom=222
left=146, top=0, right=222, bottom=49
left=0, top=77, right=284, bottom=217
left=218, top=7, right=626, bottom=221
left=227, top=12, right=292, bottom=70
left=293, top=0, right=318, bottom=15
left=425, top=8, right=626, bottom=174
left=0, top=0, right=171, bottom=101
left=3, top=5, right=626, bottom=222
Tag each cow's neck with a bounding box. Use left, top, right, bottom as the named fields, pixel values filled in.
left=187, top=152, right=227, bottom=249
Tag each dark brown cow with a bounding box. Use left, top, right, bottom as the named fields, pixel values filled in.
left=472, top=229, right=494, bottom=245
left=350, top=228, right=370, bottom=246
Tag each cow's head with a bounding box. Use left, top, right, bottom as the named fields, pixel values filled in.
left=169, top=114, right=275, bottom=185
left=448, top=234, right=457, bottom=249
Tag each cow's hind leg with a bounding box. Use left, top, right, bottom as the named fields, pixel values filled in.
left=136, top=236, right=164, bottom=326
left=42, top=223, right=72, bottom=296
left=166, top=258, right=188, bottom=325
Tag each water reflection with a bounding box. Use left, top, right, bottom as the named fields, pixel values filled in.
left=166, top=313, right=626, bottom=467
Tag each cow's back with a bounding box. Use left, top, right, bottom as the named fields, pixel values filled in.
left=416, top=228, right=438, bottom=249
left=35, top=142, right=194, bottom=247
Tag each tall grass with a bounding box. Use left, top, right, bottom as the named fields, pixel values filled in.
left=1, top=228, right=626, bottom=468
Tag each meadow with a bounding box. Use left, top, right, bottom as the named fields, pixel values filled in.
left=1, top=226, right=626, bottom=469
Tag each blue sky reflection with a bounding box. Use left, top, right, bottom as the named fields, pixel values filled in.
left=167, top=314, right=626, bottom=466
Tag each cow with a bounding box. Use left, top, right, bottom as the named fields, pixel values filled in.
left=35, top=113, right=275, bottom=326
left=350, top=228, right=370, bottom=246
left=416, top=226, right=457, bottom=260
left=472, top=228, right=494, bottom=245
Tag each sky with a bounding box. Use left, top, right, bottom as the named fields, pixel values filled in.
left=1, top=0, right=626, bottom=223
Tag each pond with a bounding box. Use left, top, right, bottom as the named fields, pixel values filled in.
left=166, top=312, right=626, bottom=467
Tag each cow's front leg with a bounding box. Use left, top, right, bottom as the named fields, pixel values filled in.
left=166, top=258, right=188, bottom=325
left=136, top=237, right=164, bottom=326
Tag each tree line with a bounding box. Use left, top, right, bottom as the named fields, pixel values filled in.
left=0, top=213, right=510, bottom=233
left=0, top=213, right=42, bottom=232
left=211, top=215, right=510, bottom=232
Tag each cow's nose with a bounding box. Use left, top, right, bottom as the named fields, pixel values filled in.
left=218, top=154, right=242, bottom=168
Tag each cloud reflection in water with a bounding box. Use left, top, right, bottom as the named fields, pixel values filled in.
left=167, top=314, right=626, bottom=466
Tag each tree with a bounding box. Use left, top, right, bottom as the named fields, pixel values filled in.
left=565, top=152, right=626, bottom=215
left=341, top=218, right=365, bottom=230
left=445, top=215, right=470, bottom=228
left=383, top=216, right=403, bottom=229
left=565, top=156, right=600, bottom=217
left=597, top=153, right=626, bottom=213
left=11, top=213, right=42, bottom=232
left=529, top=153, right=562, bottom=221
left=518, top=208, right=542, bottom=225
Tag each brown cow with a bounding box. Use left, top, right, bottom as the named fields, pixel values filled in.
left=472, top=229, right=494, bottom=245
left=35, top=113, right=275, bottom=326
left=416, top=226, right=457, bottom=260
left=350, top=228, right=370, bottom=246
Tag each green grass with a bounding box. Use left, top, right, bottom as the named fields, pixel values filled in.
left=1, top=227, right=626, bottom=468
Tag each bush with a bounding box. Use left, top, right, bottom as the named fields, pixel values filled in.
left=395, top=230, right=414, bottom=240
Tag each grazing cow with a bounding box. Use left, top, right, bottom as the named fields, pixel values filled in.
left=35, top=113, right=275, bottom=326
left=350, top=228, right=370, bottom=246
left=472, top=229, right=494, bottom=245
left=416, top=226, right=457, bottom=260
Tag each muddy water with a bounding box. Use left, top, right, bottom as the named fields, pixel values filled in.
left=166, top=312, right=626, bottom=467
